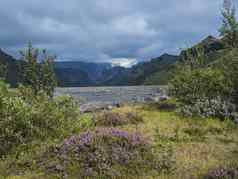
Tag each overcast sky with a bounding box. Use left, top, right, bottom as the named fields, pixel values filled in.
left=0, top=0, right=226, bottom=65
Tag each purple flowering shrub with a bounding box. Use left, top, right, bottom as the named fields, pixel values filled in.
left=43, top=128, right=174, bottom=178
left=204, top=166, right=238, bottom=179
left=94, top=111, right=143, bottom=127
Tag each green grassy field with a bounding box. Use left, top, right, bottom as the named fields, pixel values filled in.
left=1, top=104, right=237, bottom=179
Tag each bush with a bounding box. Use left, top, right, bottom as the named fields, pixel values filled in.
left=169, top=67, right=237, bottom=120
left=42, top=128, right=175, bottom=178
left=0, top=84, right=79, bottom=156
left=169, top=68, right=232, bottom=105
left=19, top=43, right=57, bottom=97
left=178, top=97, right=237, bottom=120
left=217, top=50, right=238, bottom=106
left=94, top=111, right=143, bottom=127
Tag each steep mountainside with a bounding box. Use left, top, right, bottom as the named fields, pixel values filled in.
left=142, top=35, right=224, bottom=85
left=54, top=61, right=111, bottom=86
left=0, top=35, right=227, bottom=87
left=100, top=66, right=130, bottom=86
left=99, top=53, right=179, bottom=86
left=0, top=49, right=19, bottom=86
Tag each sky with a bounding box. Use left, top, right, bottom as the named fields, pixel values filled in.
left=0, top=0, right=226, bottom=67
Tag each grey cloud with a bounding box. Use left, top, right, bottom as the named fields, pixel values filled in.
left=0, top=0, right=227, bottom=63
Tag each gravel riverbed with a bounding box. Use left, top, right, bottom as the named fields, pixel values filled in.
left=56, top=86, right=167, bottom=112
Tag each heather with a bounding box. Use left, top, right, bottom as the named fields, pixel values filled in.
left=38, top=127, right=174, bottom=178
left=0, top=105, right=238, bottom=179
left=94, top=111, right=143, bottom=126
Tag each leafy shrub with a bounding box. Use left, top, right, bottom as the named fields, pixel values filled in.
left=217, top=50, right=238, bottom=106
left=178, top=97, right=237, bottom=120
left=169, top=68, right=232, bottom=105
left=204, top=167, right=238, bottom=179
left=94, top=111, right=143, bottom=127
left=0, top=84, right=79, bottom=156
left=169, top=67, right=237, bottom=120
left=43, top=128, right=175, bottom=178
left=19, top=43, right=57, bottom=97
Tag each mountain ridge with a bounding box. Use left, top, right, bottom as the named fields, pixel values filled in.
left=0, top=35, right=224, bottom=87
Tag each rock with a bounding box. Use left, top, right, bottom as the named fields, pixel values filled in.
left=144, top=96, right=154, bottom=102
left=150, top=96, right=160, bottom=102
left=80, top=102, right=106, bottom=113
left=107, top=105, right=113, bottom=110
left=144, top=95, right=170, bottom=103
left=80, top=102, right=121, bottom=113
left=159, top=95, right=169, bottom=101
left=55, top=164, right=64, bottom=171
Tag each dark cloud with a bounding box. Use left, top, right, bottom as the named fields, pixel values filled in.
left=0, top=0, right=225, bottom=64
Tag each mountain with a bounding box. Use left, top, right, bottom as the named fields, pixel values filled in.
left=197, top=35, right=224, bottom=53
left=104, top=34, right=223, bottom=86
left=54, top=61, right=111, bottom=87
left=99, top=66, right=130, bottom=86
left=0, top=49, right=19, bottom=86
left=100, top=53, right=179, bottom=86
left=0, top=35, right=227, bottom=87
left=52, top=35, right=231, bottom=86
left=143, top=54, right=179, bottom=85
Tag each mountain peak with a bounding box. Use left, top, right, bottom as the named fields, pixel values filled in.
left=0, top=48, right=16, bottom=62
left=201, top=35, right=219, bottom=44
left=200, top=35, right=223, bottom=53
left=160, top=53, right=171, bottom=58
left=155, top=53, right=179, bottom=61
left=0, top=48, right=4, bottom=54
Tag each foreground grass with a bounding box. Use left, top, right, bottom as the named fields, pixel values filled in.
left=114, top=105, right=238, bottom=179
left=1, top=104, right=238, bottom=179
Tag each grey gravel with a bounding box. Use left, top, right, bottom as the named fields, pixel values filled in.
left=55, top=86, right=168, bottom=113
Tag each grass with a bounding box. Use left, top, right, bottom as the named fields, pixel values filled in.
left=0, top=104, right=238, bottom=179
left=113, top=105, right=238, bottom=179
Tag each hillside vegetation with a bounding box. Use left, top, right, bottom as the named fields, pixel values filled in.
left=0, top=104, right=237, bottom=179
left=0, top=0, right=238, bottom=178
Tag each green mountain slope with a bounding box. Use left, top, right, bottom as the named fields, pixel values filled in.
left=0, top=35, right=229, bottom=87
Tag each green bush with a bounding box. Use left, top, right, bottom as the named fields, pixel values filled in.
left=216, top=50, right=238, bottom=106
left=0, top=82, right=79, bottom=156
left=169, top=67, right=237, bottom=120
left=169, top=68, right=232, bottom=105
left=19, top=43, right=57, bottom=97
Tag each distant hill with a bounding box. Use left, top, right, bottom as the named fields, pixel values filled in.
left=54, top=61, right=111, bottom=87
left=100, top=53, right=179, bottom=86
left=0, top=35, right=228, bottom=87
left=0, top=49, right=19, bottom=86
left=99, top=66, right=130, bottom=86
